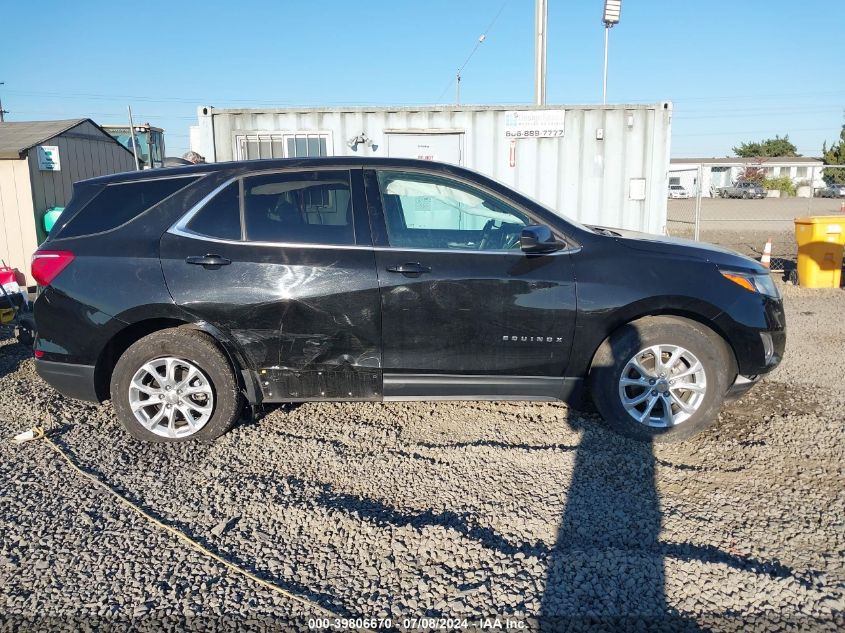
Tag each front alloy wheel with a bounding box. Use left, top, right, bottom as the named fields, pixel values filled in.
left=618, top=345, right=706, bottom=428
left=589, top=316, right=731, bottom=443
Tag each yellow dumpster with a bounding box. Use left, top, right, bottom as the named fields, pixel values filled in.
left=794, top=216, right=845, bottom=288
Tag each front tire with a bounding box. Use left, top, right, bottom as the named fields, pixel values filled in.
left=588, top=317, right=732, bottom=443
left=110, top=329, right=242, bottom=442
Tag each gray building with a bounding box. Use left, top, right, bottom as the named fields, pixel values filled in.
left=0, top=119, right=135, bottom=284
left=669, top=156, right=825, bottom=197
left=191, top=103, right=673, bottom=234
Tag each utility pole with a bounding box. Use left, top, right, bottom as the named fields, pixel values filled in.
left=534, top=0, right=547, bottom=105
left=456, top=71, right=461, bottom=105
left=602, top=0, right=622, bottom=104
left=0, top=82, right=8, bottom=122
left=127, top=105, right=141, bottom=171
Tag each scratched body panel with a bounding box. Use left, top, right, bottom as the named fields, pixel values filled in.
left=160, top=232, right=381, bottom=398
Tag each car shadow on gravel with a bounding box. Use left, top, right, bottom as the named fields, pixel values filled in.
left=537, top=330, right=800, bottom=631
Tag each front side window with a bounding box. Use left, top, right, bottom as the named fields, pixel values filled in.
left=243, top=170, right=354, bottom=244
left=376, top=171, right=529, bottom=251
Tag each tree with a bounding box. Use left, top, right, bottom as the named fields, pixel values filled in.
left=821, top=123, right=845, bottom=184
left=732, top=135, right=799, bottom=158
left=738, top=166, right=765, bottom=184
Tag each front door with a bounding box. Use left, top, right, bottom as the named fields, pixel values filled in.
left=363, top=168, right=577, bottom=400
left=160, top=168, right=382, bottom=402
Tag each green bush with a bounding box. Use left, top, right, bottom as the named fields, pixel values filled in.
left=762, top=176, right=796, bottom=197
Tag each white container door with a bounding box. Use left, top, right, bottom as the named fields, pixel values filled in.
left=385, top=133, right=463, bottom=165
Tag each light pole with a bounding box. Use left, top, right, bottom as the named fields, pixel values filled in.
left=535, top=0, right=548, bottom=105
left=0, top=82, right=7, bottom=122
left=602, top=0, right=622, bottom=105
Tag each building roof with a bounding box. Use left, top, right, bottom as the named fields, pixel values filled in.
left=0, top=118, right=134, bottom=160
left=671, top=156, right=822, bottom=165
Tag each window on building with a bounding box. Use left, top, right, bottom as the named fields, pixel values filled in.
left=242, top=170, right=354, bottom=245
left=236, top=133, right=332, bottom=160
left=185, top=182, right=241, bottom=240
left=61, top=176, right=198, bottom=238
left=376, top=170, right=530, bottom=251
left=779, top=166, right=793, bottom=178
left=796, top=166, right=808, bottom=179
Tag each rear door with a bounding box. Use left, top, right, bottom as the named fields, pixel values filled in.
left=160, top=168, right=383, bottom=402
left=363, top=168, right=578, bottom=400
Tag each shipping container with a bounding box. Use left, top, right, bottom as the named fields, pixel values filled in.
left=192, top=103, right=673, bottom=234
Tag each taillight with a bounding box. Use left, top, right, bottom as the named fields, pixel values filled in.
left=31, top=250, right=75, bottom=287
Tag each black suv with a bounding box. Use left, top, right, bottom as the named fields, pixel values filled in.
left=31, top=158, right=785, bottom=443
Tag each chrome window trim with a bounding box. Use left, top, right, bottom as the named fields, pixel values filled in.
left=167, top=229, right=577, bottom=256
left=168, top=167, right=579, bottom=256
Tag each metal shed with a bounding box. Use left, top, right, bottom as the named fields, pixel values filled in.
left=0, top=119, right=136, bottom=284
left=192, top=103, right=673, bottom=234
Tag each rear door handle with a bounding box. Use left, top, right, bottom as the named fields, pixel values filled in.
left=185, top=254, right=231, bottom=267
left=385, top=262, right=431, bottom=276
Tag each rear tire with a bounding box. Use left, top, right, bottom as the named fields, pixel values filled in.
left=110, top=328, right=242, bottom=442
left=588, top=316, right=732, bottom=443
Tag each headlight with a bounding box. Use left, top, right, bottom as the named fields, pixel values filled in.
left=720, top=270, right=780, bottom=298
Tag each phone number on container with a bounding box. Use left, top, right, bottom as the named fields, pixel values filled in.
left=505, top=129, right=564, bottom=138
left=308, top=617, right=471, bottom=630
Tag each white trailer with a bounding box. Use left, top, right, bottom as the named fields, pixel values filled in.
left=192, top=103, right=673, bottom=234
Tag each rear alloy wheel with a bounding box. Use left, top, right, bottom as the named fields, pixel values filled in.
left=128, top=357, right=214, bottom=438
left=111, top=329, right=242, bottom=442
left=589, top=316, right=732, bottom=442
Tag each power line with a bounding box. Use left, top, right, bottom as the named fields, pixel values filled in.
left=436, top=0, right=509, bottom=103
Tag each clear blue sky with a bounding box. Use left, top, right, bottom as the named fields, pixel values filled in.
left=2, top=0, right=842, bottom=157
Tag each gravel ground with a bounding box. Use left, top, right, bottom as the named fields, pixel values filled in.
left=1, top=281, right=843, bottom=631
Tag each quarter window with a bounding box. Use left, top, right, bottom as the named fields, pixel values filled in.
left=376, top=171, right=529, bottom=251
left=243, top=171, right=354, bottom=245
left=185, top=182, right=241, bottom=240
left=60, top=177, right=198, bottom=238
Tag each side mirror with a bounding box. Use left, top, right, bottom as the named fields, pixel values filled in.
left=520, top=224, right=566, bottom=254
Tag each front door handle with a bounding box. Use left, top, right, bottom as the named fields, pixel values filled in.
left=386, top=262, right=431, bottom=276
left=185, top=254, right=231, bottom=267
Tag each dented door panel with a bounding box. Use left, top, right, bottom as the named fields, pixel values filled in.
left=159, top=234, right=382, bottom=401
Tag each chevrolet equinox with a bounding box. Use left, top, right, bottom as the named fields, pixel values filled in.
left=31, top=158, right=785, bottom=443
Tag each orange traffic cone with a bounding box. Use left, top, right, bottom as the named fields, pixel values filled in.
left=840, top=200, right=844, bottom=213
left=760, top=238, right=772, bottom=268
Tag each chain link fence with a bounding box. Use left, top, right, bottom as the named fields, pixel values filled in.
left=666, top=163, right=845, bottom=273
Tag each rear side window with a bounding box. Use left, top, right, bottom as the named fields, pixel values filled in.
left=60, top=177, right=197, bottom=238
left=243, top=171, right=354, bottom=245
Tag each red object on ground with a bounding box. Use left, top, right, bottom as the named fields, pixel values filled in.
left=0, top=266, right=26, bottom=286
